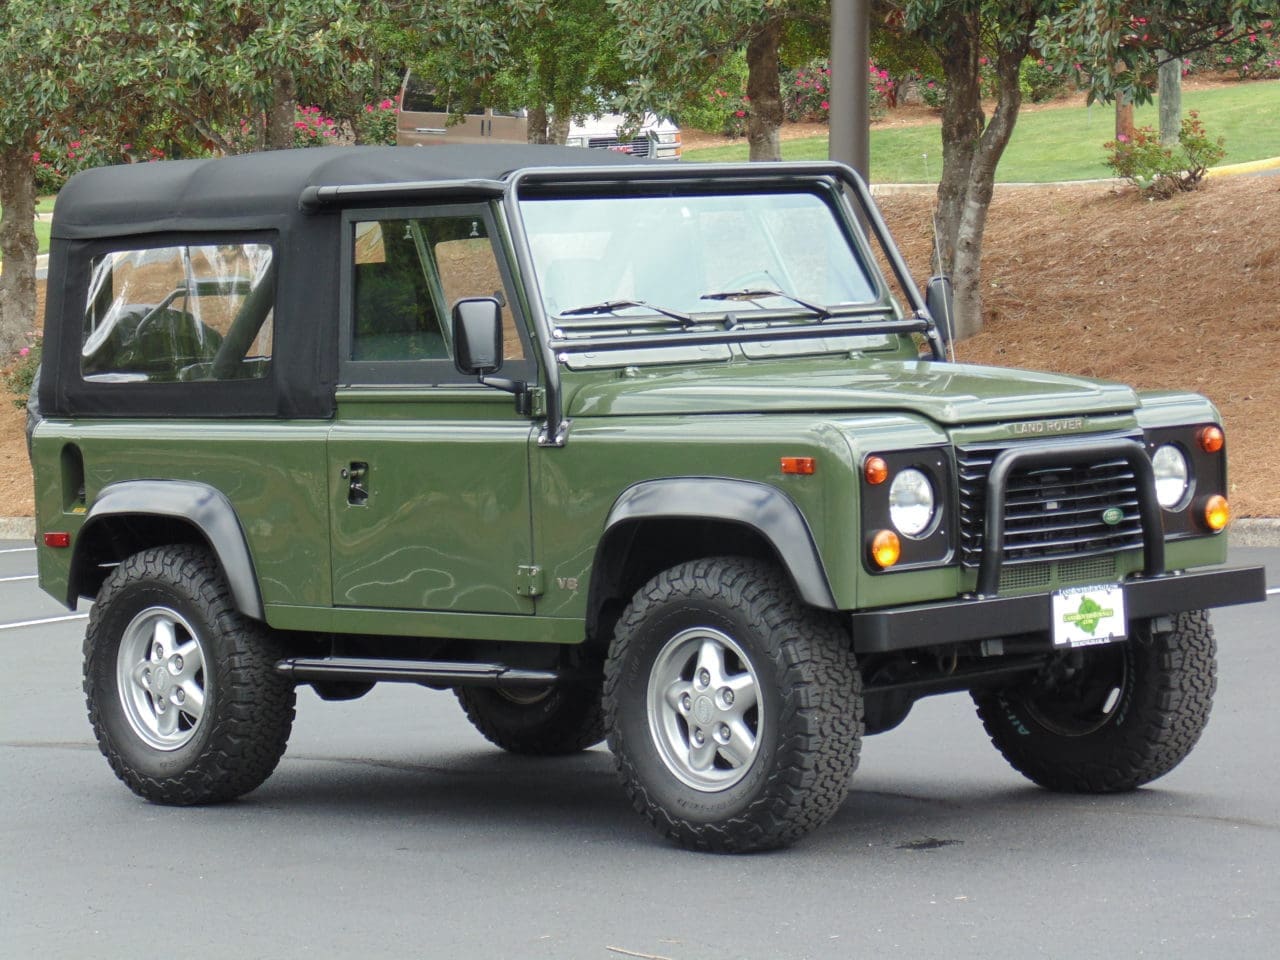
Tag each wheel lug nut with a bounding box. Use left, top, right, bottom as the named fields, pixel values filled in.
left=697, top=669, right=711, bottom=687
left=174, top=689, right=185, bottom=704
left=692, top=728, right=705, bottom=745
left=717, top=723, right=730, bottom=743
left=721, top=687, right=734, bottom=706
left=680, top=693, right=691, bottom=711
left=172, top=655, right=184, bottom=672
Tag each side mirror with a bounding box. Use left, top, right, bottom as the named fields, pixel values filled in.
left=451, top=297, right=504, bottom=376
left=925, top=275, right=954, bottom=352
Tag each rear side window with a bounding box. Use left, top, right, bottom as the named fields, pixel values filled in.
left=81, top=243, right=275, bottom=384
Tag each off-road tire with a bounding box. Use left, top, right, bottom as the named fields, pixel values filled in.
left=84, top=545, right=296, bottom=804
left=604, top=557, right=863, bottom=853
left=973, top=610, right=1216, bottom=792
left=455, top=682, right=605, bottom=755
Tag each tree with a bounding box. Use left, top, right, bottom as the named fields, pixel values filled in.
left=1040, top=2, right=1279, bottom=107
left=398, top=0, right=630, bottom=145
left=878, top=2, right=1055, bottom=340
left=612, top=0, right=828, bottom=162
left=1, top=2, right=385, bottom=359
left=0, top=2, right=88, bottom=357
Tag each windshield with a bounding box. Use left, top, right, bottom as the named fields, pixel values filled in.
left=519, top=191, right=879, bottom=325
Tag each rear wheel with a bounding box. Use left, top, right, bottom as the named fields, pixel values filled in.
left=604, top=557, right=862, bottom=853
left=973, top=610, right=1216, bottom=792
left=455, top=682, right=605, bottom=755
left=84, top=545, right=295, bottom=804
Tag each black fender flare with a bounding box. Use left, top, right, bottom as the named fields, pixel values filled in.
left=74, top=480, right=265, bottom=620
left=597, top=477, right=837, bottom=610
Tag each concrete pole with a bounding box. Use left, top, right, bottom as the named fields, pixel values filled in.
left=829, top=0, right=870, bottom=180
left=1158, top=52, right=1182, bottom=146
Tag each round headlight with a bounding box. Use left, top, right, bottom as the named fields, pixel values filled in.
left=889, top=468, right=936, bottom=538
left=1152, top=445, right=1190, bottom=509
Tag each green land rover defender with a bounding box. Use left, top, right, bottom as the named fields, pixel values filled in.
left=30, top=146, right=1265, bottom=851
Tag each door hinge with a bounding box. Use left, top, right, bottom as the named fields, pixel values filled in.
left=527, top=387, right=547, bottom=419
left=516, top=564, right=544, bottom=598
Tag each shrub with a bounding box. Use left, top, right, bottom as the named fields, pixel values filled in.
left=4, top=339, right=41, bottom=410
left=1104, top=111, right=1226, bottom=198
left=1183, top=24, right=1280, bottom=80
left=30, top=131, right=139, bottom=193
left=354, top=98, right=399, bottom=145
left=1020, top=59, right=1072, bottom=103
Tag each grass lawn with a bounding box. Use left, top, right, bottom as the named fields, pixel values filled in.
left=684, top=79, right=1280, bottom=182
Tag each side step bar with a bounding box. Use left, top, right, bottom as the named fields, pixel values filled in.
left=275, top=657, right=559, bottom=690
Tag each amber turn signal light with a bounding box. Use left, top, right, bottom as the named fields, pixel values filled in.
left=1198, top=426, right=1225, bottom=454
left=1203, top=495, right=1230, bottom=532
left=864, top=456, right=889, bottom=485
left=780, top=456, right=816, bottom=476
left=869, top=530, right=901, bottom=568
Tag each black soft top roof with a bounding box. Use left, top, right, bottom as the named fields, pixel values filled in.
left=51, top=144, right=638, bottom=240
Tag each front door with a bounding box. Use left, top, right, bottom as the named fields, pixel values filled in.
left=327, top=203, right=538, bottom=614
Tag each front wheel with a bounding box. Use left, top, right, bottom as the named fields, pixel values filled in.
left=972, top=610, right=1216, bottom=792
left=84, top=545, right=296, bottom=804
left=604, top=557, right=863, bottom=853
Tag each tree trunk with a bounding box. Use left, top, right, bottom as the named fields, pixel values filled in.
left=933, top=26, right=1028, bottom=341
left=549, top=114, right=570, bottom=146
left=744, top=18, right=783, bottom=162
left=264, top=72, right=298, bottom=150
left=527, top=105, right=552, bottom=144
left=932, top=10, right=983, bottom=278
left=1158, top=52, right=1182, bottom=146
left=0, top=145, right=40, bottom=358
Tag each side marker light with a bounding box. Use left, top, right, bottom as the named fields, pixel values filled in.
left=781, top=456, right=816, bottom=476
left=44, top=532, right=71, bottom=549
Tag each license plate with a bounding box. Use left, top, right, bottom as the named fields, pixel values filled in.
left=1051, top=583, right=1127, bottom=648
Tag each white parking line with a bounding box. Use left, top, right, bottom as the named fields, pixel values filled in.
left=0, top=546, right=36, bottom=554
left=0, top=613, right=89, bottom=631
left=0, top=575, right=37, bottom=583
left=1268, top=587, right=1280, bottom=597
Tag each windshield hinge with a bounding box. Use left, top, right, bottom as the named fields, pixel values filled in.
left=516, top=564, right=544, bottom=598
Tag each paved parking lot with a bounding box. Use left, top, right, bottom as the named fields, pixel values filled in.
left=2, top=540, right=1276, bottom=959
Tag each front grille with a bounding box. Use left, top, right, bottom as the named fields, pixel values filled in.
left=956, top=441, right=1146, bottom=567
left=587, top=136, right=651, bottom=157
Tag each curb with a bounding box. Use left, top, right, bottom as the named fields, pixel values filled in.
left=0, top=517, right=34, bottom=540
left=2, top=515, right=1278, bottom=546
left=1205, top=155, right=1280, bottom=178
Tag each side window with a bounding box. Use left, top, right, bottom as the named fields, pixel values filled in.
left=81, top=243, right=274, bottom=383
left=348, top=210, right=527, bottom=377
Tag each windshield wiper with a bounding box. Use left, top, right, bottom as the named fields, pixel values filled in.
left=700, top=288, right=833, bottom=321
left=556, top=299, right=694, bottom=326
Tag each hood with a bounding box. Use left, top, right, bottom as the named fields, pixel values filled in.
left=565, top=360, right=1139, bottom=425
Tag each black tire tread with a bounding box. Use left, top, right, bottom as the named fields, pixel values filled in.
left=604, top=557, right=862, bottom=853
left=84, top=544, right=296, bottom=805
left=973, top=610, right=1216, bottom=793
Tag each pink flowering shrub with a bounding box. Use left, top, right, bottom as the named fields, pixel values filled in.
left=784, top=60, right=887, bottom=123
left=1183, top=23, right=1280, bottom=80
left=1104, top=112, right=1226, bottom=198
left=354, top=97, right=399, bottom=145
left=30, top=131, right=137, bottom=193
left=4, top=336, right=42, bottom=409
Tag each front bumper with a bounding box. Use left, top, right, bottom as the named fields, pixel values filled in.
left=849, top=564, right=1266, bottom=654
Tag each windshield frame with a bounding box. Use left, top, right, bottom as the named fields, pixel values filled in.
left=501, top=161, right=942, bottom=446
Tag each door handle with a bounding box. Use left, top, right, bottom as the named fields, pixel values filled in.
left=341, top=462, right=369, bottom=506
